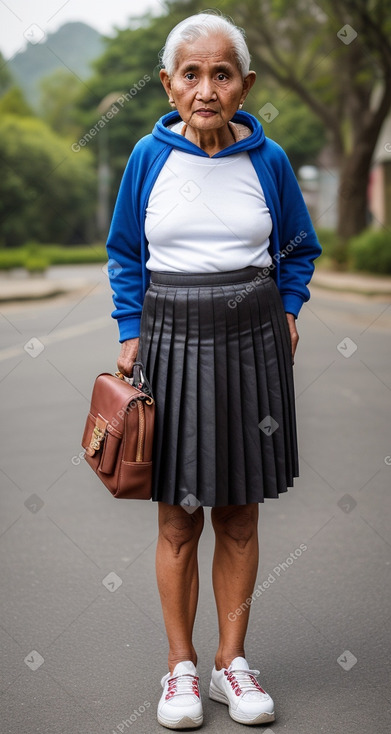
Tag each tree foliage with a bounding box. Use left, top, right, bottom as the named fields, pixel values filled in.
left=75, top=15, right=175, bottom=201
left=0, top=86, right=33, bottom=117
left=38, top=69, right=85, bottom=138
left=0, top=51, right=13, bottom=95
left=0, top=115, right=97, bottom=247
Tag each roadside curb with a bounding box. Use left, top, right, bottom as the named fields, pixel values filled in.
left=0, top=278, right=94, bottom=304
left=311, top=271, right=391, bottom=298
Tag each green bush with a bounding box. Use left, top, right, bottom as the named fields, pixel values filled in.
left=0, top=244, right=107, bottom=270
left=349, top=229, right=391, bottom=274
left=40, top=244, right=107, bottom=265
left=0, top=114, right=97, bottom=247
left=24, top=254, right=50, bottom=273
left=0, top=248, right=26, bottom=269
left=315, top=228, right=349, bottom=267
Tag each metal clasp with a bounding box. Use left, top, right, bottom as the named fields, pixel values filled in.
left=89, top=424, right=105, bottom=452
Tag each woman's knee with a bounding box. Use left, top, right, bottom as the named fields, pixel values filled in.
left=158, top=503, right=204, bottom=554
left=211, top=504, right=258, bottom=548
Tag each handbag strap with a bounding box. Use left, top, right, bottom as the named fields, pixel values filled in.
left=132, top=361, right=154, bottom=399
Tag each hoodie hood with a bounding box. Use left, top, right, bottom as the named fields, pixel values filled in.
left=152, top=110, right=266, bottom=158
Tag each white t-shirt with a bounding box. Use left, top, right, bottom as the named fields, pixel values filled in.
left=145, top=122, right=273, bottom=273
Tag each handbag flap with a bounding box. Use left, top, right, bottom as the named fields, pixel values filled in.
left=89, top=373, right=145, bottom=434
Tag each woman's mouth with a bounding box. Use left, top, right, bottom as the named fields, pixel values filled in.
left=195, top=109, right=217, bottom=117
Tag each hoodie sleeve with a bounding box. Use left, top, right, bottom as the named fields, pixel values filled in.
left=272, top=144, right=322, bottom=318
left=105, top=142, right=146, bottom=342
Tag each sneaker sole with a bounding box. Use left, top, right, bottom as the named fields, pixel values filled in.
left=209, top=684, right=275, bottom=725
left=157, top=712, right=203, bottom=730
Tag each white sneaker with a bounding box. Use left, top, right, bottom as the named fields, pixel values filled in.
left=157, top=660, right=203, bottom=730
left=209, top=656, right=275, bottom=725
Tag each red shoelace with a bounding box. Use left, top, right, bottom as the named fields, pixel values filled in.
left=224, top=669, right=266, bottom=697
left=165, top=674, right=200, bottom=700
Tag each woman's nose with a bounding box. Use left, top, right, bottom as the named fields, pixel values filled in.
left=196, top=77, right=217, bottom=101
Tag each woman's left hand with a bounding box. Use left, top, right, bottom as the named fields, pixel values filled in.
left=286, top=313, right=299, bottom=365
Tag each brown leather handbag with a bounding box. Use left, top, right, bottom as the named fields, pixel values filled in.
left=81, top=362, right=155, bottom=499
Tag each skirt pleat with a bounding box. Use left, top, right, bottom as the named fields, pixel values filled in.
left=138, top=267, right=299, bottom=507
left=178, top=290, right=199, bottom=505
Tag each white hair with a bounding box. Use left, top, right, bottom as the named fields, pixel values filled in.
left=161, top=12, right=251, bottom=78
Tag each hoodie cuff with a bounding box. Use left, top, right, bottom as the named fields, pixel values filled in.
left=281, top=293, right=304, bottom=319
left=116, top=315, right=141, bottom=342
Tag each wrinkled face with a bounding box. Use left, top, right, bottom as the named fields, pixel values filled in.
left=160, top=33, right=255, bottom=132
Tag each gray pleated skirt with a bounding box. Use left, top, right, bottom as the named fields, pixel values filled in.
left=137, top=266, right=299, bottom=507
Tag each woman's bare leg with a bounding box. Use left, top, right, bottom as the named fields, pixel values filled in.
left=156, top=502, right=204, bottom=674
left=211, top=503, right=259, bottom=670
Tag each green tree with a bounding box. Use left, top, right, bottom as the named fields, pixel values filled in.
left=75, top=15, right=175, bottom=203
left=0, top=86, right=33, bottom=117
left=0, top=51, right=13, bottom=95
left=244, top=86, right=326, bottom=172
left=0, top=115, right=97, bottom=247
left=38, top=69, right=85, bottom=138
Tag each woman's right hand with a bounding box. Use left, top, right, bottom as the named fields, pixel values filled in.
left=117, top=337, right=139, bottom=377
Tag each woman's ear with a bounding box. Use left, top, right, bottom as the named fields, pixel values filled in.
left=241, top=70, right=257, bottom=102
left=160, top=69, right=172, bottom=100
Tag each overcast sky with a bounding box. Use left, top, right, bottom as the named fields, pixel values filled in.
left=0, top=0, right=165, bottom=59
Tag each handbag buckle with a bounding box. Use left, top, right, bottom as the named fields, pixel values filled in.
left=90, top=424, right=105, bottom=451
left=86, top=414, right=107, bottom=456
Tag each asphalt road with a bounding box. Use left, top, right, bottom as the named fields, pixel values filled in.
left=1, top=267, right=390, bottom=734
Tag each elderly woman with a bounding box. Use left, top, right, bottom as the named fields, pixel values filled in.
left=106, top=12, right=321, bottom=730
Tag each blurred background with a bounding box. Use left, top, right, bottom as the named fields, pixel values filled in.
left=0, top=0, right=390, bottom=272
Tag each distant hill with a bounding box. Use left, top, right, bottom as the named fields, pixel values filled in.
left=8, top=22, right=103, bottom=107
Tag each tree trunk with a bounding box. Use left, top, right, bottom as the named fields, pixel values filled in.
left=336, top=140, right=377, bottom=241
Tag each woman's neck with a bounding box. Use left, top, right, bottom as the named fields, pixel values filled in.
left=181, top=122, right=236, bottom=157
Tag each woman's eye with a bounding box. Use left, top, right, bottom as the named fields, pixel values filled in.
left=217, top=73, right=228, bottom=81
left=185, top=73, right=196, bottom=80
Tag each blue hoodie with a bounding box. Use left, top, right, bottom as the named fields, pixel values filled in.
left=106, top=110, right=322, bottom=342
